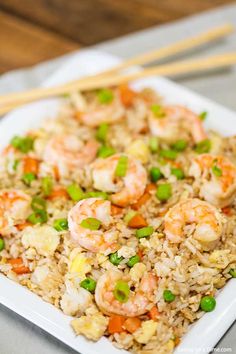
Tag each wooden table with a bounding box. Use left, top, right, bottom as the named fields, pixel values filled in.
left=0, top=0, right=234, bottom=73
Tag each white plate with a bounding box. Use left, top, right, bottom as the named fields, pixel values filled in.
left=0, top=50, right=235, bottom=354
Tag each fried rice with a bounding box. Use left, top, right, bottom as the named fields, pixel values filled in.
left=0, top=85, right=235, bottom=354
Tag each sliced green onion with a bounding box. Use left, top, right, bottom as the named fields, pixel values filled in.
left=115, top=156, right=128, bottom=177
left=136, top=226, right=154, bottom=239
left=13, top=159, right=20, bottom=171
left=10, top=136, right=34, bottom=153
left=124, top=210, right=137, bottom=224
left=195, top=139, right=211, bottom=154
left=109, top=251, right=124, bottom=266
left=80, top=217, right=101, bottom=230
left=163, top=289, right=176, bottom=303
left=199, top=111, right=208, bottom=121
left=84, top=191, right=108, bottom=200
left=149, top=137, right=159, bottom=153
left=42, top=176, right=53, bottom=197
left=156, top=183, right=172, bottom=201
left=212, top=165, right=222, bottom=177
left=53, top=218, right=68, bottom=231
left=80, top=277, right=97, bottom=293
left=97, top=89, right=114, bottom=104
left=159, top=149, right=178, bottom=160
left=113, top=280, right=130, bottom=303
left=150, top=167, right=163, bottom=182
left=22, top=172, right=36, bottom=186
left=229, top=268, right=236, bottom=278
left=96, top=123, right=109, bottom=142
left=31, top=196, right=46, bottom=211
left=0, top=238, right=5, bottom=252
left=127, top=255, right=140, bottom=267
left=27, top=210, right=48, bottom=224
left=67, top=183, right=84, bottom=201
left=171, top=139, right=187, bottom=152
left=171, top=167, right=185, bottom=180
left=97, top=145, right=116, bottom=158
left=151, top=104, right=165, bottom=118
left=200, top=296, right=216, bottom=312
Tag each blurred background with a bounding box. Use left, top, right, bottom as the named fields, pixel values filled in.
left=0, top=0, right=234, bottom=74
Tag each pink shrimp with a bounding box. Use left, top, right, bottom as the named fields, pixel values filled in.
left=92, top=154, right=147, bottom=207
left=0, top=190, right=31, bottom=236
left=189, top=154, right=236, bottom=208
left=95, top=269, right=157, bottom=317
left=148, top=105, right=207, bottom=143
left=43, top=134, right=99, bottom=176
left=68, top=198, right=118, bottom=253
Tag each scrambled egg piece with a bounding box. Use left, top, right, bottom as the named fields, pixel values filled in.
left=133, top=320, right=158, bottom=344
left=61, top=280, right=92, bottom=316
left=130, top=262, right=146, bottom=282
left=22, top=225, right=60, bottom=256
left=209, top=250, right=232, bottom=269
left=71, top=313, right=108, bottom=341
left=70, top=253, right=91, bottom=278
left=126, top=140, right=149, bottom=163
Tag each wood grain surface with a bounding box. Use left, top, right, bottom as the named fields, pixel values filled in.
left=0, top=0, right=234, bottom=73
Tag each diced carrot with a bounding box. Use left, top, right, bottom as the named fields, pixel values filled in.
left=132, top=193, right=150, bottom=210
left=8, top=258, right=30, bottom=275
left=119, top=84, right=136, bottom=107
left=53, top=166, right=60, bottom=181
left=148, top=306, right=159, bottom=321
left=171, top=161, right=182, bottom=168
left=137, top=249, right=143, bottom=260
left=145, top=183, right=157, bottom=193
left=108, top=315, right=126, bottom=334
left=222, top=206, right=232, bottom=216
left=123, top=317, right=141, bottom=333
left=16, top=221, right=32, bottom=231
left=47, top=187, right=69, bottom=200
left=111, top=204, right=124, bottom=216
left=23, top=157, right=40, bottom=175
left=128, top=213, right=147, bottom=228
left=74, top=111, right=82, bottom=121
left=174, top=337, right=181, bottom=347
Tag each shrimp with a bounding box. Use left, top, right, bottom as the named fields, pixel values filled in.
left=79, top=92, right=125, bottom=127
left=44, top=134, right=99, bottom=175
left=0, top=190, right=31, bottom=236
left=189, top=154, right=236, bottom=208
left=68, top=198, right=118, bottom=253
left=148, top=105, right=207, bottom=143
left=92, top=154, right=147, bottom=207
left=95, top=269, right=157, bottom=317
left=164, top=198, right=223, bottom=248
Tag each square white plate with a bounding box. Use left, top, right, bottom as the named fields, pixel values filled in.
left=0, top=50, right=235, bottom=354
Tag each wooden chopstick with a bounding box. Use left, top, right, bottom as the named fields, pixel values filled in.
left=90, top=23, right=234, bottom=77
left=0, top=52, right=236, bottom=115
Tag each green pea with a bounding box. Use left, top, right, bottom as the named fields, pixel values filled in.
left=163, top=290, right=176, bottom=303
left=96, top=123, right=109, bottom=142
left=212, top=165, right=222, bottom=177
left=171, top=167, right=185, bottom=180
left=67, top=184, right=84, bottom=201
left=150, top=167, right=163, bottom=182
left=11, top=136, right=34, bottom=153
left=109, top=251, right=124, bottom=266
left=171, top=139, right=187, bottom=152
left=113, top=280, right=130, bottom=303
left=200, top=296, right=216, bottom=312
left=27, top=210, right=48, bottom=224
left=199, top=111, right=208, bottom=121
left=42, top=176, right=53, bottom=197
left=80, top=277, right=97, bottom=293
left=80, top=217, right=101, bottom=230
left=151, top=104, right=165, bottom=118
left=149, top=137, right=159, bottom=153
left=156, top=183, right=172, bottom=202
left=127, top=255, right=140, bottom=267
left=31, top=196, right=46, bottom=212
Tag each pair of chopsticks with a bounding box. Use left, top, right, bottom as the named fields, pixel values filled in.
left=0, top=23, right=235, bottom=115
